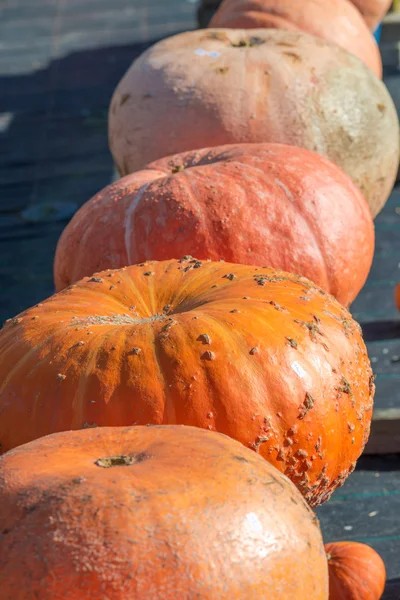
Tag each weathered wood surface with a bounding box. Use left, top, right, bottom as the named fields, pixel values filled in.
left=316, top=454, right=400, bottom=594
left=0, top=0, right=399, bottom=593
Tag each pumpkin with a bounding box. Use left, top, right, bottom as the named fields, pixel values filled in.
left=0, top=425, right=329, bottom=599
left=209, top=0, right=382, bottom=78
left=0, top=258, right=374, bottom=506
left=395, top=283, right=400, bottom=310
left=54, top=143, right=375, bottom=308
left=349, top=0, right=392, bottom=30
left=325, top=541, right=386, bottom=599
left=108, top=29, right=399, bottom=218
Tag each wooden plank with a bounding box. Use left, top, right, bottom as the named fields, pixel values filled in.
left=376, top=7, right=400, bottom=48
left=362, top=321, right=400, bottom=342
left=1, top=46, right=151, bottom=100
left=366, top=409, right=400, bottom=454
left=381, top=41, right=400, bottom=72
left=0, top=171, right=114, bottom=217
left=350, top=188, right=400, bottom=324
left=360, top=338, right=400, bottom=454
left=351, top=284, right=398, bottom=324
left=384, top=580, right=400, bottom=600
left=316, top=454, right=400, bottom=594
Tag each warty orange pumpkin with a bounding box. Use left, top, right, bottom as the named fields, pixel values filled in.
left=209, top=0, right=382, bottom=77
left=0, top=259, right=374, bottom=506
left=109, top=29, right=399, bottom=218
left=0, top=425, right=329, bottom=599
left=54, top=143, right=375, bottom=307
left=326, top=541, right=386, bottom=600
left=349, top=0, right=392, bottom=30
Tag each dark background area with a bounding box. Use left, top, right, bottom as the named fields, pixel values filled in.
left=1, top=1, right=399, bottom=595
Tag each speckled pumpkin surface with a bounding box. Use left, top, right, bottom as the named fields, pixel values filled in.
left=0, top=259, right=374, bottom=506
left=109, top=29, right=399, bottom=218
left=54, top=143, right=375, bottom=307
left=0, top=425, right=329, bottom=599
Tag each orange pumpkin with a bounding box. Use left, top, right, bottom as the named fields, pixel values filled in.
left=0, top=425, right=329, bottom=599
left=326, top=541, right=386, bottom=599
left=349, top=0, right=392, bottom=30
left=109, top=29, right=399, bottom=218
left=0, top=259, right=374, bottom=506
left=54, top=143, right=375, bottom=307
left=210, top=0, right=382, bottom=77
left=395, top=283, right=400, bottom=310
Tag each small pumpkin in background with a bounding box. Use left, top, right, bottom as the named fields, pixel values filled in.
left=54, top=143, right=375, bottom=307
left=210, top=0, right=382, bottom=78
left=0, top=258, right=374, bottom=506
left=395, top=283, right=400, bottom=311
left=326, top=541, right=386, bottom=599
left=109, top=28, right=399, bottom=218
left=0, top=425, right=329, bottom=599
left=349, top=0, right=392, bottom=30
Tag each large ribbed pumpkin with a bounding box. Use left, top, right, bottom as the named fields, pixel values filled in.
left=109, top=29, right=399, bottom=218
left=349, top=0, right=392, bottom=30
left=0, top=259, right=374, bottom=506
left=210, top=0, right=382, bottom=77
left=0, top=425, right=329, bottom=599
left=326, top=542, right=386, bottom=600
left=54, top=143, right=374, bottom=308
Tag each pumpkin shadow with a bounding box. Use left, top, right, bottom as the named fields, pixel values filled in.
left=0, top=39, right=156, bottom=323
left=356, top=454, right=400, bottom=472
left=384, top=578, right=400, bottom=599
left=361, top=321, right=400, bottom=342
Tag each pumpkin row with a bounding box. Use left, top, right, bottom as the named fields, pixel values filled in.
left=54, top=24, right=399, bottom=310
left=0, top=1, right=395, bottom=598
left=108, top=26, right=399, bottom=218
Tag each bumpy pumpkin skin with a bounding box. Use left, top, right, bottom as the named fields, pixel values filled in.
left=210, top=0, right=382, bottom=78
left=350, top=0, right=392, bottom=30
left=325, top=542, right=386, bottom=600
left=0, top=426, right=329, bottom=600
left=108, top=29, right=399, bottom=218
left=0, top=259, right=374, bottom=506
left=54, top=143, right=375, bottom=307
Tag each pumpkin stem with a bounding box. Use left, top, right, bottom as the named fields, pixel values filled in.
left=231, top=37, right=265, bottom=48
left=95, top=453, right=150, bottom=468
left=171, top=164, right=185, bottom=174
